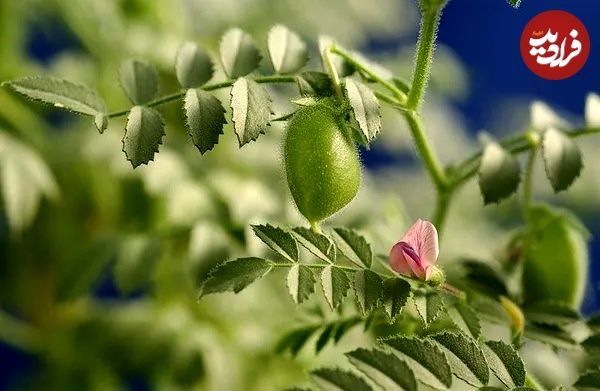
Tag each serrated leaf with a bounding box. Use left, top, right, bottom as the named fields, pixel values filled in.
left=230, top=77, right=272, bottom=147
left=413, top=291, right=445, bottom=326
left=383, top=336, right=452, bottom=390
left=507, top=0, right=521, bottom=8
left=287, top=265, right=316, bottom=304
left=297, top=71, right=334, bottom=97
left=268, top=24, right=308, bottom=74
left=252, top=224, right=299, bottom=262
left=382, top=278, right=411, bottom=321
left=316, top=323, right=336, bottom=353
left=542, top=127, right=583, bottom=192
left=276, top=325, right=319, bottom=356
left=119, top=59, right=159, bottom=104
left=198, top=257, right=273, bottom=297
left=482, top=340, right=525, bottom=388
left=94, top=113, right=108, bottom=133
left=321, top=266, right=351, bottom=310
left=447, top=302, right=481, bottom=339
left=334, top=228, right=372, bottom=268
left=523, top=323, right=577, bottom=349
left=524, top=302, right=581, bottom=327
left=347, top=348, right=417, bottom=391
left=292, top=227, right=336, bottom=262
left=311, top=368, right=372, bottom=391
left=175, top=42, right=213, bottom=88
left=478, top=142, right=520, bottom=204
left=432, top=332, right=489, bottom=387
left=585, top=93, right=600, bottom=127
left=122, top=106, right=165, bottom=168
left=114, top=235, right=161, bottom=294
left=184, top=88, right=226, bottom=154
left=3, top=76, right=105, bottom=116
left=345, top=78, right=381, bottom=143
left=575, top=369, right=600, bottom=391
left=354, top=270, right=383, bottom=315
left=220, top=28, right=261, bottom=79
left=470, top=296, right=511, bottom=325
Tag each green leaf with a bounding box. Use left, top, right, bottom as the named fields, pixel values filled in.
left=321, top=266, right=351, bottom=310
left=478, top=142, right=521, bottom=204
left=581, top=332, right=600, bottom=353
left=114, top=235, right=161, bottom=294
left=575, top=369, right=600, bottom=391
left=447, top=302, right=482, bottom=339
left=122, top=106, right=165, bottom=168
left=432, top=332, right=489, bottom=387
left=252, top=224, right=299, bottom=262
left=292, top=227, right=336, bottom=263
left=392, top=77, right=411, bottom=94
left=354, top=270, right=383, bottom=315
left=198, top=257, right=273, bottom=297
left=276, top=325, right=319, bottom=356
left=175, top=42, right=214, bottom=88
left=119, top=59, right=159, bottom=104
left=219, top=28, right=261, bottom=79
left=230, top=77, right=272, bottom=147
left=482, top=340, right=525, bottom=388
left=184, top=88, right=226, bottom=154
left=311, top=368, right=372, bottom=391
left=297, top=71, right=334, bottom=97
left=507, top=0, right=521, bottom=8
left=542, top=127, right=583, bottom=193
left=588, top=314, right=600, bottom=333
left=315, top=323, right=336, bottom=353
left=3, top=76, right=105, bottom=116
left=458, top=259, right=508, bottom=298
left=267, top=24, right=308, bottom=74
left=522, top=204, right=589, bottom=307
left=334, top=317, right=361, bottom=343
left=346, top=50, right=394, bottom=83
left=523, top=323, right=577, bottom=349
left=382, top=336, right=452, bottom=390
left=524, top=302, right=581, bottom=327
left=346, top=348, right=417, bottom=391
left=94, top=113, right=108, bottom=134
left=344, top=78, right=381, bottom=143
left=382, top=278, right=411, bottom=321
left=413, top=291, right=445, bottom=326
left=287, top=265, right=317, bottom=304
left=333, top=228, right=372, bottom=268
left=0, top=133, right=59, bottom=233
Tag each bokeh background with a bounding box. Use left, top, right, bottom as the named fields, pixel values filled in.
left=0, top=0, right=598, bottom=389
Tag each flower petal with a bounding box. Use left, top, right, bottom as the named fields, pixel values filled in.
left=399, top=219, right=424, bottom=251
left=416, top=220, right=439, bottom=268
left=390, top=242, right=426, bottom=279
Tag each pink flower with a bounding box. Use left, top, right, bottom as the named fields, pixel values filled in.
left=389, top=219, right=439, bottom=280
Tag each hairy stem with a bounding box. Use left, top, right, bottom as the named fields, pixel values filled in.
left=524, top=372, right=545, bottom=390
left=323, top=46, right=344, bottom=101
left=432, top=190, right=453, bottom=233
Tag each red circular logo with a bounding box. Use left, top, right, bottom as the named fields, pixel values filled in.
left=520, top=10, right=590, bottom=80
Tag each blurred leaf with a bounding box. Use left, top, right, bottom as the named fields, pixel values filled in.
left=119, top=59, right=159, bottom=104
left=175, top=42, right=214, bottom=88
left=354, top=270, right=383, bottom=315
left=541, top=127, right=583, bottom=193
left=478, top=142, right=520, bottom=204
left=333, top=227, right=372, bottom=268
left=447, top=302, right=481, bottom=339
left=523, top=323, right=577, bottom=349
left=575, top=369, right=600, bottom=390
left=311, top=368, right=372, bottom=391
left=122, top=106, right=165, bottom=168
left=392, top=77, right=411, bottom=94
left=458, top=259, right=508, bottom=298
left=581, top=332, right=600, bottom=353
left=198, top=257, right=273, bottom=297
left=114, top=235, right=161, bottom=294
left=184, top=88, right=226, bottom=154
left=276, top=325, right=319, bottom=356
left=345, top=78, right=381, bottom=143
left=333, top=317, right=361, bottom=343
left=524, top=302, right=581, bottom=327
left=382, top=278, right=411, bottom=321
left=219, top=28, right=261, bottom=79
left=0, top=133, right=59, bottom=233
left=346, top=348, right=417, bottom=391
left=507, top=0, right=521, bottom=7
left=230, top=77, right=272, bottom=147
left=382, top=336, right=452, bottom=389
left=432, top=332, right=489, bottom=387
left=252, top=224, right=299, bottom=262
left=530, top=101, right=568, bottom=131
left=293, top=227, right=336, bottom=263
left=482, top=340, right=525, bottom=388
left=413, top=291, right=445, bottom=326
left=321, top=266, right=350, bottom=310
left=585, top=93, right=600, bottom=127
left=297, top=71, right=334, bottom=97
left=3, top=76, right=105, bottom=116
left=94, top=113, right=108, bottom=134
left=287, top=265, right=317, bottom=304
left=268, top=25, right=308, bottom=74
left=345, top=50, right=393, bottom=83
left=315, top=323, right=336, bottom=353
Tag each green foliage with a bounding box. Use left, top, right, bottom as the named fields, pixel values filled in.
left=478, top=142, right=521, bottom=204
left=333, top=227, right=373, bottom=269
left=346, top=348, right=417, bottom=391
left=230, top=77, right=273, bottom=146
left=219, top=28, right=262, bottom=79
left=542, top=127, right=583, bottom=192
left=268, top=25, right=309, bottom=75
left=123, top=106, right=166, bottom=167
left=311, top=368, right=372, bottom=391
left=253, top=224, right=300, bottom=263
left=483, top=341, right=526, bottom=388
left=287, top=265, right=317, bottom=304
left=198, top=257, right=274, bottom=297
left=344, top=78, right=381, bottom=143
left=432, top=332, right=489, bottom=387
left=413, top=290, right=445, bottom=325
left=119, top=60, right=159, bottom=105
left=382, top=278, right=411, bottom=321
left=175, top=42, right=214, bottom=89
left=354, top=270, right=383, bottom=315
left=184, top=88, right=227, bottom=154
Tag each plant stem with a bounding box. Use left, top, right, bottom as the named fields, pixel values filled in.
left=107, top=75, right=297, bottom=118
left=432, top=190, right=452, bottom=232
left=407, top=7, right=442, bottom=111
left=524, top=372, right=545, bottom=390
left=0, top=310, right=40, bottom=353
left=522, top=132, right=540, bottom=222
left=323, top=46, right=344, bottom=101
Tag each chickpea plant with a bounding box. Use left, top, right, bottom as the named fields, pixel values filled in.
left=4, top=0, right=600, bottom=389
